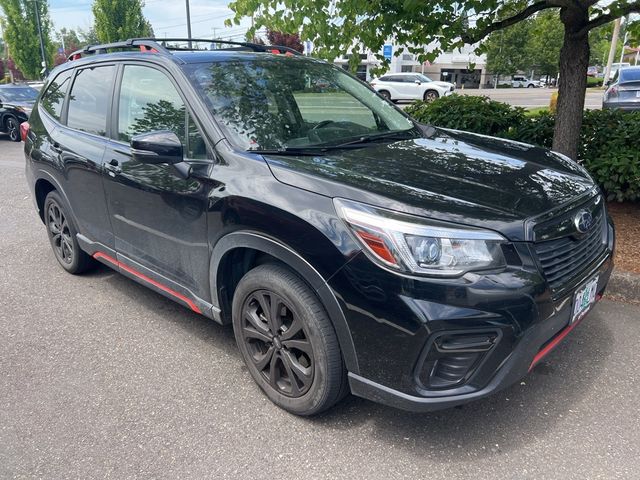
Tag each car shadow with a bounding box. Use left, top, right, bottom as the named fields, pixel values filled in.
left=87, top=262, right=614, bottom=459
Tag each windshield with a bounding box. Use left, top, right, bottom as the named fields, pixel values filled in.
left=0, top=87, right=38, bottom=103
left=185, top=57, right=417, bottom=151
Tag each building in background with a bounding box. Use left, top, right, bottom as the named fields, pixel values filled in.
left=333, top=43, right=488, bottom=88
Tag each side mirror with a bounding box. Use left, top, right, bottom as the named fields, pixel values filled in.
left=414, top=80, right=421, bottom=85
left=131, top=130, right=184, bottom=165
left=131, top=130, right=191, bottom=179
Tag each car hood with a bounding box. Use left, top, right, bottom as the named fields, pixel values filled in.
left=5, top=100, right=35, bottom=110
left=263, top=128, right=596, bottom=240
left=431, top=81, right=453, bottom=89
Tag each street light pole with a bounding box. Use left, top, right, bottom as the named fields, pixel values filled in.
left=603, top=18, right=621, bottom=83
left=33, top=0, right=48, bottom=77
left=185, top=0, right=192, bottom=48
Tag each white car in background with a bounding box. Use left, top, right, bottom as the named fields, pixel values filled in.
left=511, top=75, right=542, bottom=88
left=370, top=73, right=455, bottom=102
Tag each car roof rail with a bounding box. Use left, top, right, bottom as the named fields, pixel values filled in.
left=67, top=37, right=302, bottom=61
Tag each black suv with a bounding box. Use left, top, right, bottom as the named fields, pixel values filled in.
left=1, top=84, right=38, bottom=141
left=24, top=39, right=614, bottom=415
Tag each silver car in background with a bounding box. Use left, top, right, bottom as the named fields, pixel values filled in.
left=603, top=66, right=640, bottom=111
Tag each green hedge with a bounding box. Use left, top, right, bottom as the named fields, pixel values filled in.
left=586, top=76, right=604, bottom=88
left=405, top=95, right=640, bottom=202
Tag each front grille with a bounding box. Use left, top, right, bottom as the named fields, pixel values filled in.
left=533, top=206, right=607, bottom=292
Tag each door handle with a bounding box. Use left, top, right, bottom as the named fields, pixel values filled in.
left=51, top=142, right=62, bottom=154
left=105, top=159, right=122, bottom=176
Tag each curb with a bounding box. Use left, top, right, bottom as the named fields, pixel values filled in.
left=607, top=270, right=640, bottom=302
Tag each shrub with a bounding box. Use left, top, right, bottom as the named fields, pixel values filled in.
left=586, top=76, right=604, bottom=88
left=405, top=94, right=640, bottom=201
left=405, top=95, right=527, bottom=138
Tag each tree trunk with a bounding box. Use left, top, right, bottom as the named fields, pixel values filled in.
left=552, top=8, right=590, bottom=160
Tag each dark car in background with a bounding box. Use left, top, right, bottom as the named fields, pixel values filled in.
left=24, top=39, right=614, bottom=416
left=603, top=66, right=640, bottom=110
left=0, top=84, right=38, bottom=141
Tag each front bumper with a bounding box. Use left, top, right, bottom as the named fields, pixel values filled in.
left=330, top=222, right=614, bottom=412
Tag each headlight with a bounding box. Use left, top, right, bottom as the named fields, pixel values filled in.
left=335, top=198, right=506, bottom=276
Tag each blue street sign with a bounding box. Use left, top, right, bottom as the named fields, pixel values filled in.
left=383, top=45, right=392, bottom=61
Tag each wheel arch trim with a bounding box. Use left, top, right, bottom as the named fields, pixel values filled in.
left=210, top=231, right=360, bottom=374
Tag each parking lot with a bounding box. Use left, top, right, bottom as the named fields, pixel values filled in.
left=1, top=137, right=639, bottom=479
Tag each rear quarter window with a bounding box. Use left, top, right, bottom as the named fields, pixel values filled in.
left=40, top=69, right=74, bottom=121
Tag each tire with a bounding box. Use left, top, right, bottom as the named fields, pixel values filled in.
left=43, top=191, right=96, bottom=274
left=527, top=84, right=535, bottom=88
left=423, top=89, right=439, bottom=102
left=232, top=263, right=346, bottom=415
left=5, top=116, right=20, bottom=142
left=379, top=90, right=391, bottom=101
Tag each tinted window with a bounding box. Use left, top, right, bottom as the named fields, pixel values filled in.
left=67, top=65, right=116, bottom=136
left=186, top=59, right=416, bottom=151
left=620, top=69, right=640, bottom=82
left=118, top=65, right=206, bottom=159
left=40, top=70, right=73, bottom=121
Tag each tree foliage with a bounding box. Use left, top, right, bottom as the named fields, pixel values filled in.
left=0, top=0, right=53, bottom=79
left=92, top=0, right=153, bottom=43
left=228, top=0, right=640, bottom=159
left=266, top=30, right=303, bottom=52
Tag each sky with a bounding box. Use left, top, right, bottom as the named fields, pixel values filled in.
left=49, top=0, right=253, bottom=42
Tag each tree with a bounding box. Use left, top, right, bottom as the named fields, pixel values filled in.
left=483, top=18, right=533, bottom=76
left=228, top=0, right=640, bottom=159
left=92, top=0, right=153, bottom=43
left=266, top=30, right=303, bottom=53
left=0, top=0, right=53, bottom=79
left=527, top=10, right=563, bottom=77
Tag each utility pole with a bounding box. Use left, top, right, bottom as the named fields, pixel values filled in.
left=185, top=0, right=192, bottom=48
left=619, top=20, right=629, bottom=64
left=603, top=18, right=621, bottom=83
left=33, top=0, right=48, bottom=78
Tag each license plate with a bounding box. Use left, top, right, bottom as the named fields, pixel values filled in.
left=571, top=276, right=599, bottom=324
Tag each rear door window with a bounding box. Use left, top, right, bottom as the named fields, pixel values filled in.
left=40, top=69, right=73, bottom=121
left=66, top=65, right=116, bottom=136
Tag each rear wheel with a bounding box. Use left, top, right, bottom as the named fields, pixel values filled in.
left=379, top=90, right=391, bottom=101
left=232, top=263, right=346, bottom=415
left=423, top=90, right=439, bottom=102
left=44, top=191, right=95, bottom=274
left=527, top=84, right=535, bottom=88
left=5, top=117, right=20, bottom=142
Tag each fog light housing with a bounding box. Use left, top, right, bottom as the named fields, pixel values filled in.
left=415, top=331, right=499, bottom=391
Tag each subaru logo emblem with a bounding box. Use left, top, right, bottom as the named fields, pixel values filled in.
left=574, top=210, right=593, bottom=233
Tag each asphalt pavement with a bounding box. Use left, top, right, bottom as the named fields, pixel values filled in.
left=1, top=137, right=639, bottom=479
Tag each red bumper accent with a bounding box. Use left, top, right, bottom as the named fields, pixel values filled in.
left=93, top=252, right=202, bottom=314
left=529, top=293, right=602, bottom=371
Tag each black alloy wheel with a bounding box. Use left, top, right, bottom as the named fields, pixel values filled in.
left=43, top=191, right=95, bottom=274
left=232, top=264, right=346, bottom=415
left=47, top=200, right=74, bottom=266
left=6, top=117, right=20, bottom=142
left=240, top=289, right=314, bottom=397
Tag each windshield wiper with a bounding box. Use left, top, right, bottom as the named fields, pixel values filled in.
left=323, top=129, right=419, bottom=148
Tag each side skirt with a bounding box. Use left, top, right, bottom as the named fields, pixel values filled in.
left=77, top=234, right=222, bottom=323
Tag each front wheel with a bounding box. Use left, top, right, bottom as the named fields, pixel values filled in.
left=6, top=117, right=20, bottom=142
left=232, top=263, right=346, bottom=415
left=527, top=84, right=535, bottom=88
left=423, top=90, right=439, bottom=102
left=379, top=90, right=391, bottom=101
